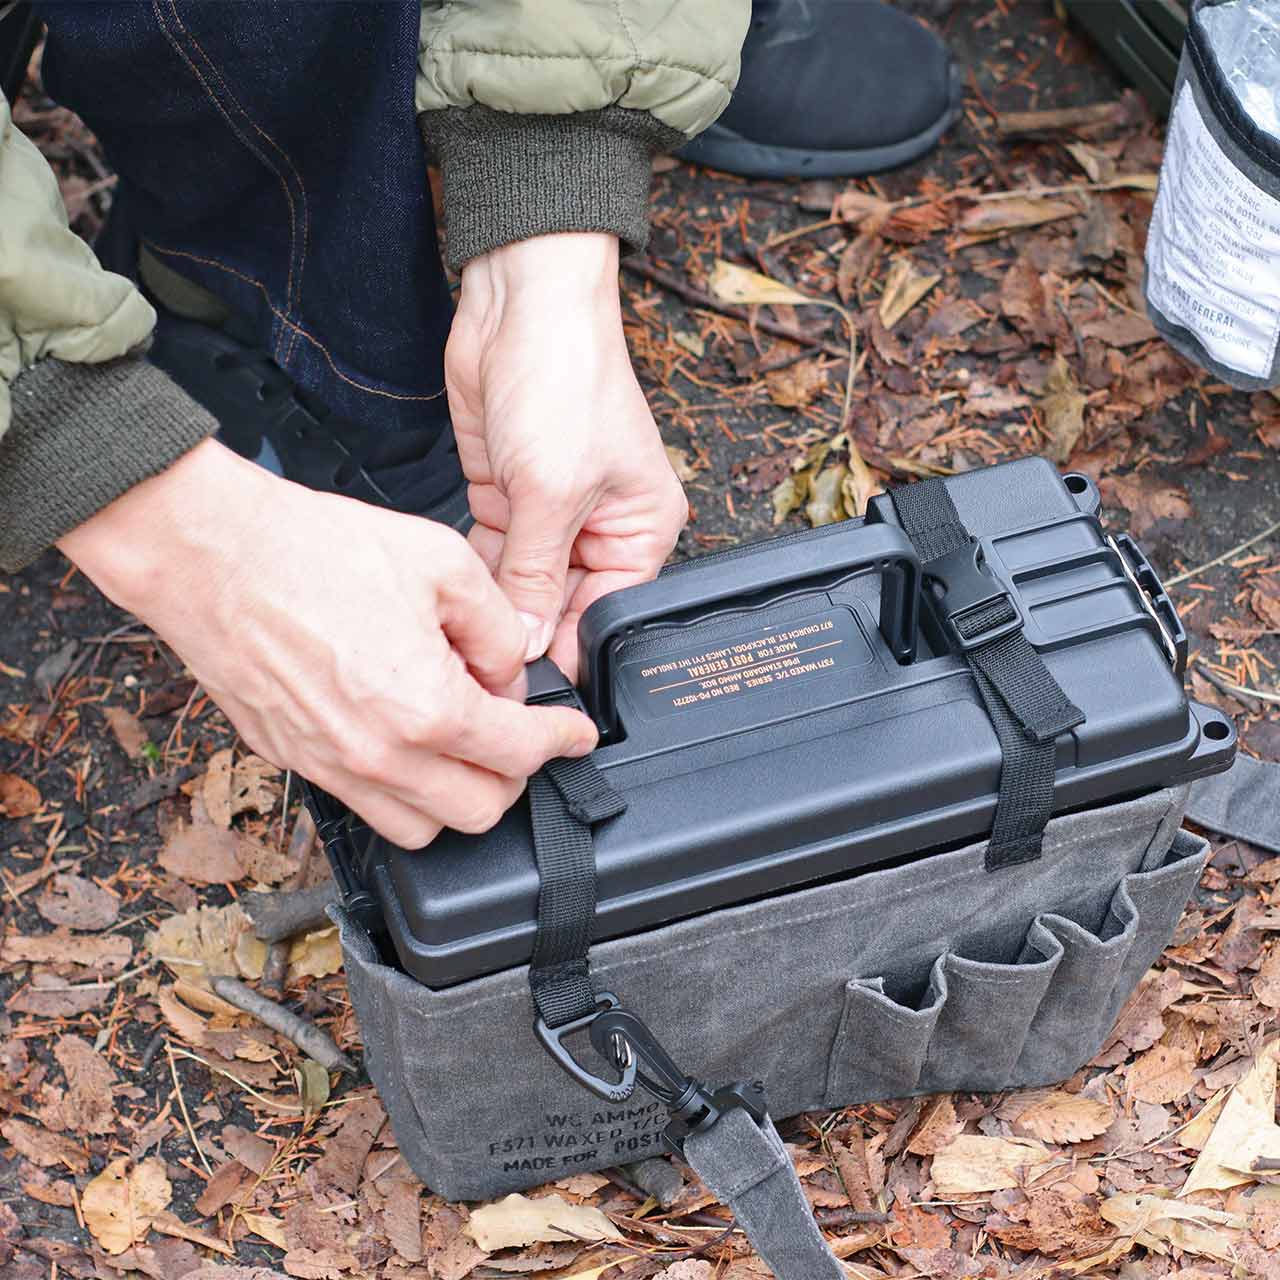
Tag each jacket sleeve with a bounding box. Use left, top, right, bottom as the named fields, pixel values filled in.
left=416, top=0, right=749, bottom=271
left=0, top=92, right=216, bottom=572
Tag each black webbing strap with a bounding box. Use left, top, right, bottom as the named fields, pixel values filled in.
left=527, top=751, right=627, bottom=1029
left=890, top=478, right=1085, bottom=868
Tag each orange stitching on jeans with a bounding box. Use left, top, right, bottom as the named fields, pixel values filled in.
left=150, top=0, right=299, bottom=360
left=144, top=240, right=446, bottom=404
left=165, top=0, right=311, bottom=364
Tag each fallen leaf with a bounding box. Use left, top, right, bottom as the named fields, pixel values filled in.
left=1039, top=355, right=1088, bottom=464
left=241, top=1213, right=288, bottom=1250
left=0, top=1117, right=89, bottom=1172
left=665, top=445, right=698, bottom=483
left=287, top=927, right=344, bottom=982
left=146, top=902, right=266, bottom=986
left=1100, top=1192, right=1247, bottom=1261
left=202, top=749, right=235, bottom=828
left=766, top=360, right=828, bottom=408
left=708, top=260, right=812, bottom=308
left=228, top=755, right=280, bottom=821
left=1099, top=473, right=1193, bottom=538
left=36, top=873, right=119, bottom=930
left=466, top=1193, right=623, bottom=1251
left=957, top=195, right=1079, bottom=236
left=907, top=1095, right=963, bottom=1156
left=836, top=233, right=883, bottom=304
left=102, top=706, right=149, bottom=760
left=41, top=1035, right=118, bottom=1135
left=159, top=821, right=244, bottom=884
left=1182, top=1039, right=1280, bottom=1195
left=671, top=328, right=705, bottom=359
left=806, top=464, right=849, bottom=527
left=930, top=1135, right=1053, bottom=1195
left=0, top=773, right=40, bottom=818
left=82, top=1157, right=172, bottom=1255
left=879, top=257, right=941, bottom=330
left=1079, top=311, right=1157, bottom=347
left=1127, top=1043, right=1198, bottom=1105
left=833, top=189, right=893, bottom=226
left=1065, top=141, right=1117, bottom=183
left=1255, top=946, right=1280, bottom=1009
left=1, top=928, right=132, bottom=974
left=1014, top=1091, right=1114, bottom=1144
left=194, top=1162, right=250, bottom=1218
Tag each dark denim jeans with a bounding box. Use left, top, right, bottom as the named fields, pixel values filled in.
left=36, top=0, right=453, bottom=436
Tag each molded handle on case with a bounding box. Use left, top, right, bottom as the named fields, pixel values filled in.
left=577, top=521, right=922, bottom=741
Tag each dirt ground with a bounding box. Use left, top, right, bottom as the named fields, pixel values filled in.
left=2, top=2, right=1280, bottom=1278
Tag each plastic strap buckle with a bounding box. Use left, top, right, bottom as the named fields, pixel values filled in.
left=927, top=539, right=1023, bottom=652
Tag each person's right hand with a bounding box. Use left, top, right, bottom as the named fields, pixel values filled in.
left=58, top=438, right=598, bottom=849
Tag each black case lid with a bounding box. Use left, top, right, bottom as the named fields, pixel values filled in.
left=361, top=459, right=1235, bottom=986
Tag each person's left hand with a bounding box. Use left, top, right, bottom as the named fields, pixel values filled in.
left=444, top=232, right=688, bottom=679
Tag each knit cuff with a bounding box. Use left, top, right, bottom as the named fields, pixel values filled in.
left=0, top=356, right=217, bottom=572
left=420, top=105, right=683, bottom=272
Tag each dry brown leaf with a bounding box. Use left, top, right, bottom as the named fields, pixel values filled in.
left=1255, top=946, right=1280, bottom=1009
left=202, top=748, right=235, bottom=829
left=146, top=902, right=266, bottom=987
left=708, top=260, right=812, bottom=309
left=1099, top=1192, right=1247, bottom=1261
left=1078, top=311, right=1158, bottom=348
left=466, top=1193, right=623, bottom=1251
left=836, top=233, right=883, bottom=304
left=194, top=1162, right=250, bottom=1218
left=665, top=445, right=698, bottom=483
left=159, top=821, right=244, bottom=885
left=766, top=360, right=828, bottom=409
left=1181, top=1039, right=1280, bottom=1196
left=1, top=928, right=132, bottom=974
left=241, top=1213, right=288, bottom=1250
left=287, top=927, right=344, bottom=982
left=1039, top=355, right=1088, bottom=464
left=930, top=1135, right=1053, bottom=1195
left=0, top=772, right=41, bottom=818
left=833, top=189, right=893, bottom=226
left=1127, top=1043, right=1198, bottom=1105
left=82, top=1156, right=172, bottom=1255
left=0, top=1117, right=89, bottom=1172
left=906, top=1095, right=963, bottom=1156
left=44, top=1035, right=118, bottom=1135
left=1099, top=473, right=1193, bottom=539
left=1014, top=1091, right=1114, bottom=1144
left=879, top=258, right=941, bottom=330
left=806, top=464, right=849, bottom=527
left=957, top=195, right=1079, bottom=236
left=102, top=705, right=149, bottom=760
left=36, top=873, right=119, bottom=930
left=229, top=755, right=281, bottom=820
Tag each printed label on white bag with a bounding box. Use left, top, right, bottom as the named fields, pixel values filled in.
left=1146, top=84, right=1280, bottom=379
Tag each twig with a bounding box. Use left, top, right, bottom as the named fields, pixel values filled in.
left=623, top=259, right=848, bottom=358
left=210, top=974, right=356, bottom=1073
left=126, top=763, right=200, bottom=816
left=1194, top=663, right=1263, bottom=716
left=262, top=806, right=319, bottom=995
left=1164, top=516, right=1280, bottom=587
left=167, top=1040, right=213, bottom=1174
left=242, top=879, right=336, bottom=943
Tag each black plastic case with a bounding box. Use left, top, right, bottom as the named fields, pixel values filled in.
left=350, top=459, right=1235, bottom=987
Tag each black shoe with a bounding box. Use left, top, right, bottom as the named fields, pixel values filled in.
left=146, top=314, right=472, bottom=528
left=94, top=210, right=472, bottom=529
left=680, top=0, right=963, bottom=179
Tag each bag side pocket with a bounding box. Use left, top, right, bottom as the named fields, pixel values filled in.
left=824, top=970, right=945, bottom=1106
left=920, top=948, right=1061, bottom=1094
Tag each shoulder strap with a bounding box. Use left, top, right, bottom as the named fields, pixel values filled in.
left=889, top=477, right=1085, bottom=868
left=526, top=732, right=847, bottom=1280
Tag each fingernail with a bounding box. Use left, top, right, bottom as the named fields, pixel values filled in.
left=520, top=612, right=553, bottom=661
left=566, top=737, right=595, bottom=758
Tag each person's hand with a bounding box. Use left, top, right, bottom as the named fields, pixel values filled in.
left=59, top=439, right=598, bottom=848
left=445, top=233, right=688, bottom=678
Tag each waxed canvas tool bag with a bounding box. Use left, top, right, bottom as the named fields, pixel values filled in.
left=312, top=459, right=1235, bottom=1275
left=1145, top=0, right=1280, bottom=389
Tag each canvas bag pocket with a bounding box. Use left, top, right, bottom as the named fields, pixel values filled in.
left=1145, top=0, right=1280, bottom=389
left=334, top=786, right=1202, bottom=1204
